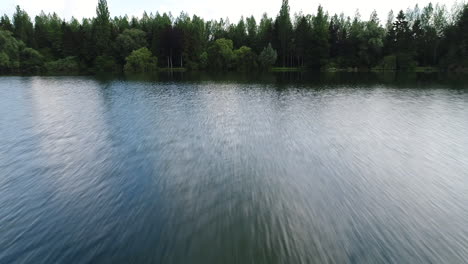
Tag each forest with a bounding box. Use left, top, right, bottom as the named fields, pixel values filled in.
left=0, top=0, right=467, bottom=74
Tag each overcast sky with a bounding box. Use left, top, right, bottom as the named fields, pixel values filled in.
left=0, top=0, right=462, bottom=22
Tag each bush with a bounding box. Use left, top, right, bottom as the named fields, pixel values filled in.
left=199, top=52, right=208, bottom=69
left=207, top=38, right=234, bottom=70
left=20, top=47, right=44, bottom=72
left=45, top=56, right=80, bottom=73
left=396, top=53, right=417, bottom=71
left=124, top=47, right=158, bottom=72
left=0, top=30, right=21, bottom=71
left=115, top=29, right=147, bottom=61
left=233, top=46, right=258, bottom=71
left=94, top=55, right=119, bottom=72
left=376, top=55, right=397, bottom=71
left=185, top=60, right=199, bottom=70
left=0, top=52, right=10, bottom=69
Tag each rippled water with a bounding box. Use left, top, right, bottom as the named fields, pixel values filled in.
left=1, top=74, right=468, bottom=263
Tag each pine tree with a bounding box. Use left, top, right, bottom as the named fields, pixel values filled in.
left=94, top=0, right=111, bottom=55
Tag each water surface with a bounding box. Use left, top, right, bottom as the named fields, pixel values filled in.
left=1, top=73, right=468, bottom=263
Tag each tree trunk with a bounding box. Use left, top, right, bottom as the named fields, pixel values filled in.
left=170, top=49, right=173, bottom=69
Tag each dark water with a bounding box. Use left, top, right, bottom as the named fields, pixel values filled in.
left=1, top=73, right=468, bottom=263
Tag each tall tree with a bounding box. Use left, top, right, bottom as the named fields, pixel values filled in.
left=93, top=0, right=111, bottom=55
left=0, top=15, right=13, bottom=32
left=363, top=11, right=385, bottom=66
left=309, top=5, right=330, bottom=68
left=276, top=0, right=293, bottom=66
left=258, top=13, right=274, bottom=55
left=246, top=16, right=258, bottom=51
left=12, top=6, right=34, bottom=47
left=394, top=10, right=412, bottom=53
left=232, top=17, right=247, bottom=48
left=294, top=15, right=310, bottom=67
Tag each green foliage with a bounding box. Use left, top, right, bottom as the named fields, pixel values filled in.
left=232, top=17, right=247, bottom=48
left=207, top=38, right=235, bottom=70
left=376, top=55, right=397, bottom=70
left=258, top=14, right=274, bottom=53
left=199, top=51, right=208, bottom=69
left=175, top=13, right=207, bottom=69
left=45, top=57, right=80, bottom=73
left=94, top=55, right=118, bottom=72
left=440, top=4, right=468, bottom=69
left=246, top=16, right=258, bottom=50
left=258, top=43, right=278, bottom=69
left=233, top=46, right=258, bottom=71
left=0, top=15, right=13, bottom=32
left=276, top=0, right=293, bottom=66
left=309, top=5, right=330, bottom=69
left=20, top=47, right=44, bottom=72
left=394, top=11, right=412, bottom=53
left=34, top=12, right=64, bottom=59
left=294, top=16, right=311, bottom=67
left=362, top=11, right=385, bottom=66
left=115, top=29, right=147, bottom=61
left=0, top=52, right=10, bottom=69
left=13, top=6, right=34, bottom=46
left=0, top=29, right=21, bottom=71
left=0, top=1, right=467, bottom=73
left=124, top=47, right=158, bottom=72
left=396, top=53, right=417, bottom=71
left=94, top=0, right=111, bottom=55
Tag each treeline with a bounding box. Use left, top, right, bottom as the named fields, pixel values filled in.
left=0, top=0, right=467, bottom=74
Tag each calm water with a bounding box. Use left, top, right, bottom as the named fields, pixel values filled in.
left=1, top=73, right=468, bottom=263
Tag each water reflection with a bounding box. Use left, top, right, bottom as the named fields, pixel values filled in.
left=111, top=71, right=468, bottom=88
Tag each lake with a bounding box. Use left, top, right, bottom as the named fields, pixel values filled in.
left=1, top=72, right=468, bottom=263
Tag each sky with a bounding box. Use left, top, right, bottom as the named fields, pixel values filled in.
left=0, top=0, right=462, bottom=22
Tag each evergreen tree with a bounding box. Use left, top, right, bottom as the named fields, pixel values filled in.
left=276, top=0, right=293, bottom=66
left=258, top=43, right=278, bottom=69
left=0, top=15, right=13, bottom=32
left=12, top=6, right=34, bottom=47
left=258, top=13, right=274, bottom=55
left=0, top=0, right=467, bottom=73
left=246, top=16, right=258, bottom=52
left=294, top=16, right=310, bottom=67
left=363, top=11, right=385, bottom=66
left=309, top=6, right=330, bottom=68
left=94, top=0, right=111, bottom=55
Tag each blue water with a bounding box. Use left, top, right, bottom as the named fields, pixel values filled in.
left=1, top=74, right=468, bottom=263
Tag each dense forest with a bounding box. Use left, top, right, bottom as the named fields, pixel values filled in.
left=0, top=0, right=467, bottom=74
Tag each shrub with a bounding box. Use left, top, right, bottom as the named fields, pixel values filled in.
left=20, top=47, right=44, bottom=72
left=45, top=56, right=80, bottom=73
left=94, top=55, right=119, bottom=72
left=233, top=46, right=258, bottom=72
left=376, top=55, right=397, bottom=71
left=199, top=52, right=208, bottom=69
left=124, top=47, right=158, bottom=72
left=207, top=38, right=234, bottom=70
left=396, top=53, right=417, bottom=71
